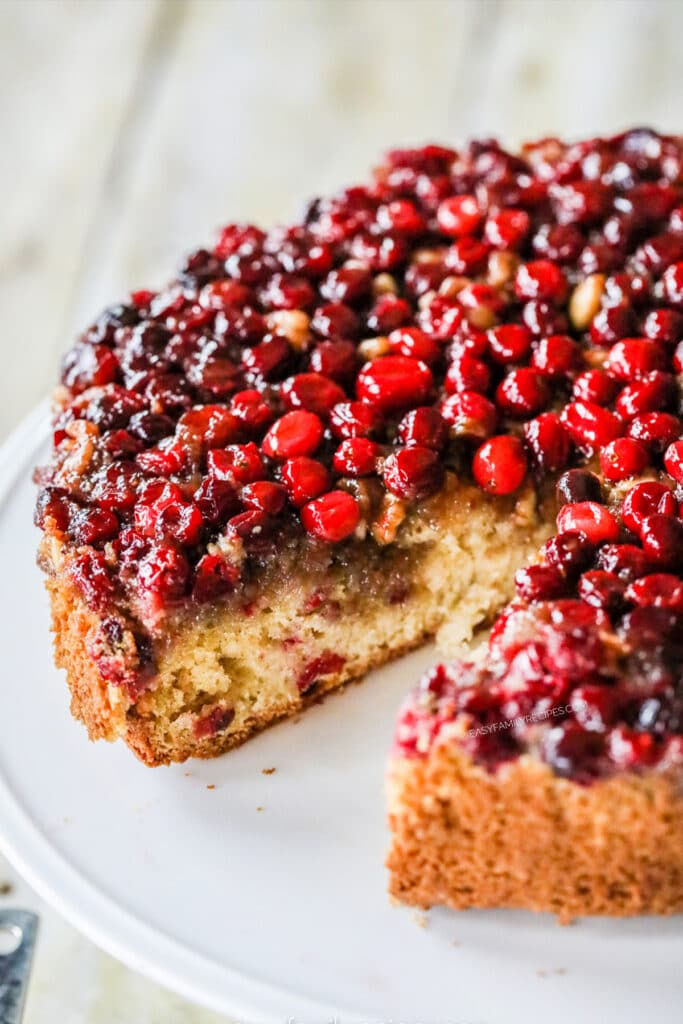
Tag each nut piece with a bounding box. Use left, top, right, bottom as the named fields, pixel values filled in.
left=370, top=494, right=407, bottom=545
left=487, top=251, right=519, bottom=289
left=267, top=310, right=311, bottom=351
left=569, top=273, right=606, bottom=331
left=358, top=336, right=390, bottom=360
left=372, top=272, right=399, bottom=296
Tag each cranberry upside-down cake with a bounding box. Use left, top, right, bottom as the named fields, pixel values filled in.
left=36, top=127, right=683, bottom=915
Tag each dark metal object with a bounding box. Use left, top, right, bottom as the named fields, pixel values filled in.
left=0, top=911, right=38, bottom=1024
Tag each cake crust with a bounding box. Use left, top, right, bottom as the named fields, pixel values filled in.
left=387, top=743, right=683, bottom=921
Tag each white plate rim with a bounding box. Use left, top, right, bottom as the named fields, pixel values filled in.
left=0, top=403, right=364, bottom=1022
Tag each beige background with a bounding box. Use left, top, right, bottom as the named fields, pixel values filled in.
left=2, top=0, right=683, bottom=1019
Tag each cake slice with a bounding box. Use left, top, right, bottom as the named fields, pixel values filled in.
left=35, top=128, right=683, bottom=774
left=387, top=477, right=683, bottom=920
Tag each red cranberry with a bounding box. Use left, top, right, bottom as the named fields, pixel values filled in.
left=367, top=294, right=412, bottom=334
left=309, top=340, right=358, bottom=383
left=542, top=723, right=605, bottom=781
left=138, top=543, right=190, bottom=601
left=472, top=435, right=527, bottom=495
left=572, top=685, right=616, bottom=733
left=561, top=400, right=623, bottom=453
left=550, top=180, right=613, bottom=225
left=599, top=437, right=649, bottom=482
left=333, top=437, right=381, bottom=477
left=644, top=308, right=683, bottom=344
left=662, top=261, right=683, bottom=308
left=311, top=302, right=359, bottom=339
left=242, top=336, right=292, bottom=381
left=193, top=475, right=240, bottom=525
left=607, top=338, right=665, bottom=380
left=383, top=446, right=444, bottom=500
left=544, top=531, right=595, bottom=576
left=556, top=501, right=619, bottom=545
left=444, top=237, right=489, bottom=275
left=261, top=273, right=315, bottom=311
left=530, top=334, right=580, bottom=377
left=356, top=355, right=433, bottom=412
left=91, top=463, right=138, bottom=513
left=440, top=391, right=498, bottom=441
left=522, top=299, right=568, bottom=337
left=192, top=554, right=239, bottom=602
left=532, top=222, right=583, bottom=263
left=621, top=481, right=678, bottom=533
left=514, top=564, right=566, bottom=602
left=615, top=372, right=675, bottom=420
left=397, top=407, right=448, bottom=450
left=177, top=405, right=241, bottom=450
left=301, top=490, right=360, bottom=542
left=388, top=327, right=441, bottom=365
left=69, top=549, right=115, bottom=611
left=280, top=457, right=330, bottom=506
left=556, top=469, right=603, bottom=507
left=241, top=481, right=287, bottom=515
left=262, top=410, right=324, bottom=460
left=578, top=570, right=626, bottom=611
left=230, top=389, right=275, bottom=433
left=664, top=440, right=683, bottom=485
left=627, top=411, right=681, bottom=453
left=69, top=506, right=119, bottom=546
left=376, top=199, right=425, bottom=235
left=329, top=401, right=381, bottom=439
left=225, top=509, right=274, bottom=546
left=207, top=443, right=265, bottom=484
left=572, top=370, right=619, bottom=406
left=320, top=266, right=371, bottom=304
left=639, top=513, right=683, bottom=566
left=495, top=368, right=550, bottom=419
left=626, top=573, right=683, bottom=612
left=589, top=304, right=636, bottom=346
left=281, top=373, right=346, bottom=418
left=487, top=324, right=532, bottom=364
left=514, top=260, right=567, bottom=303
left=61, top=343, right=119, bottom=394
left=483, top=208, right=530, bottom=249
left=523, top=412, right=571, bottom=472
left=436, top=194, right=482, bottom=237
left=445, top=351, right=491, bottom=394
left=596, top=543, right=653, bottom=582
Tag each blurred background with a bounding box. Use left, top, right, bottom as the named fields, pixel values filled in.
left=1, top=0, right=682, bottom=1019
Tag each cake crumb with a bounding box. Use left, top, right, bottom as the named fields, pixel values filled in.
left=451, top=939, right=461, bottom=947
left=0, top=882, right=13, bottom=897
left=256, top=805, right=264, bottom=812
left=262, top=767, right=276, bottom=775
left=184, top=772, right=192, bottom=777
left=206, top=784, right=216, bottom=790
left=412, top=911, right=428, bottom=929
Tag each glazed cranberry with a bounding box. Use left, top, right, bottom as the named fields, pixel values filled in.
left=662, top=261, right=683, bottom=308
left=635, top=232, right=683, bottom=273
left=530, top=334, right=580, bottom=377
left=356, top=355, right=433, bottom=412
left=349, top=233, right=407, bottom=271
left=91, top=463, right=138, bottom=513
left=599, top=437, right=649, bottom=482
left=69, top=506, right=120, bottom=546
left=644, top=308, right=683, bottom=344
left=69, top=549, right=115, bottom=610
left=664, top=440, right=683, bottom=485
left=444, top=237, right=489, bottom=275
left=487, top=324, right=532, bottom=364
left=522, top=299, right=567, bottom=337
left=543, top=531, right=595, bottom=576
left=556, top=469, right=603, bottom=507
left=483, top=208, right=530, bottom=249
left=639, top=513, right=683, bottom=566
left=495, top=368, right=550, bottom=419
left=376, top=199, right=425, bottom=235
left=241, top=481, right=287, bottom=515
left=550, top=180, right=613, bottom=225
left=514, top=564, right=566, bottom=602
left=138, top=543, right=190, bottom=600
left=607, top=726, right=657, bottom=771
left=672, top=206, right=683, bottom=233
left=615, top=372, right=675, bottom=420
left=397, top=407, right=448, bottom=450
left=589, top=304, right=637, bottom=347
left=606, top=338, right=665, bottom=380
left=333, top=437, right=381, bottom=477
left=440, top=391, right=498, bottom=441
left=366, top=294, right=411, bottom=334
left=514, top=260, right=567, bottom=303
left=301, top=490, right=360, bottom=542
left=556, top=501, right=619, bottom=545
left=561, top=401, right=623, bottom=453
left=622, top=481, right=678, bottom=533
left=154, top=499, right=204, bottom=546
left=261, top=273, right=314, bottom=311
left=224, top=509, right=274, bottom=546
left=229, top=389, right=274, bottom=433
left=619, top=606, right=681, bottom=648
left=35, top=487, right=72, bottom=531
left=177, top=405, right=241, bottom=450
left=472, top=435, right=527, bottom=495
left=61, top=343, right=119, bottom=394
left=571, top=686, right=616, bottom=733
left=572, top=370, right=619, bottom=406
left=309, top=340, right=358, bottom=383
left=281, top=373, right=346, bottom=418
left=329, top=401, right=380, bottom=439
left=596, top=543, right=653, bottom=582
left=262, top=410, right=324, bottom=460
left=311, top=302, right=359, bottom=339
left=193, top=475, right=240, bottom=525
left=320, top=266, right=371, bottom=304
left=445, top=351, right=491, bottom=394
left=532, top=222, right=583, bottom=263
left=280, top=456, right=330, bottom=507
left=626, top=573, right=683, bottom=611
left=542, top=723, right=605, bottom=781
left=627, top=412, right=681, bottom=452
left=388, top=327, right=441, bottom=365
left=578, top=570, right=626, bottom=611
left=436, top=194, right=482, bottom=237
left=383, top=446, right=444, bottom=500
left=214, top=223, right=265, bottom=258
left=404, top=259, right=447, bottom=297
left=199, top=278, right=251, bottom=310
left=192, top=553, right=239, bottom=602
left=207, top=442, right=265, bottom=485
left=213, top=306, right=266, bottom=346
left=523, top=412, right=571, bottom=472
left=242, top=336, right=292, bottom=381
left=604, top=272, right=649, bottom=306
